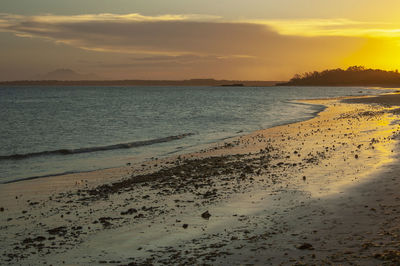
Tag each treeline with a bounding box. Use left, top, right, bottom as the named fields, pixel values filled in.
left=278, top=66, right=400, bottom=86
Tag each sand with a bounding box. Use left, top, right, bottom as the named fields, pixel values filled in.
left=343, top=91, right=400, bottom=106
left=1, top=93, right=400, bottom=265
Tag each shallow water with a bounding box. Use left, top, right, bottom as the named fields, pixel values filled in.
left=0, top=85, right=391, bottom=183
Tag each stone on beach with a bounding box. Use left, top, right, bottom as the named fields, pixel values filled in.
left=201, top=211, right=211, bottom=219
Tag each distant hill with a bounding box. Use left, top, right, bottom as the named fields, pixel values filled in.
left=0, top=79, right=280, bottom=87
left=35, top=69, right=99, bottom=81
left=278, top=66, right=400, bottom=86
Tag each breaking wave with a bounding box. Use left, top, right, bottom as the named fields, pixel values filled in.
left=0, top=133, right=194, bottom=161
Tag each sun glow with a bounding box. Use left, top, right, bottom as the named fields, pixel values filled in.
left=343, top=37, right=400, bottom=71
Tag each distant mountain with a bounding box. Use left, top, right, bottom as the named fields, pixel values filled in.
left=35, top=69, right=99, bottom=81
left=278, top=66, right=400, bottom=86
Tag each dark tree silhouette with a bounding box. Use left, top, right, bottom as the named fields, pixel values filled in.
left=278, top=66, right=400, bottom=86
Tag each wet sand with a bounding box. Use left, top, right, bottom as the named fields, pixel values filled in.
left=343, top=91, right=400, bottom=106
left=1, top=93, right=400, bottom=265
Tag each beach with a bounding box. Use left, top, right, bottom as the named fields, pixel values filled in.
left=1, top=93, right=400, bottom=265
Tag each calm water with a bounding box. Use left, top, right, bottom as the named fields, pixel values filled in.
left=0, top=86, right=390, bottom=183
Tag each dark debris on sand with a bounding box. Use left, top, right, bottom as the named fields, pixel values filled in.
left=3, top=105, right=400, bottom=265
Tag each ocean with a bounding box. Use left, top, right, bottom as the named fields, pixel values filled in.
left=0, top=85, right=390, bottom=183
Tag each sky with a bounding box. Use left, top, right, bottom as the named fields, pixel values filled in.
left=1, top=0, right=400, bottom=81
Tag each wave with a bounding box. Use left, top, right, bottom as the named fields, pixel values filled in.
left=0, top=133, right=194, bottom=161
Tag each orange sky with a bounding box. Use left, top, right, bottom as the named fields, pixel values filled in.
left=1, top=1, right=400, bottom=80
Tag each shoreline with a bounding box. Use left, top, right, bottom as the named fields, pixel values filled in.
left=1, top=100, right=326, bottom=185
left=0, top=85, right=393, bottom=185
left=1, top=93, right=400, bottom=264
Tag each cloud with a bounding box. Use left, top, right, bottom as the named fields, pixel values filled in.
left=3, top=13, right=396, bottom=80
left=0, top=13, right=237, bottom=56
left=0, top=14, right=271, bottom=57
left=0, top=13, right=221, bottom=24
left=242, top=18, right=400, bottom=38
left=0, top=12, right=375, bottom=58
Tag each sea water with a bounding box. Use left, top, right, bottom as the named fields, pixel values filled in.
left=0, top=86, right=391, bottom=183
